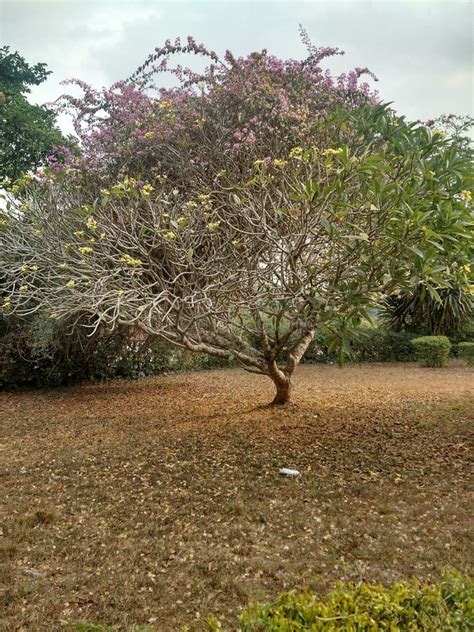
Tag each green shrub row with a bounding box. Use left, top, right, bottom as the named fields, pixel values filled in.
left=235, top=571, right=474, bottom=631
left=1, top=313, right=471, bottom=390
left=304, top=329, right=419, bottom=364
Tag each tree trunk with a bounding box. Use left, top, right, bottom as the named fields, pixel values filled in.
left=271, top=376, right=291, bottom=405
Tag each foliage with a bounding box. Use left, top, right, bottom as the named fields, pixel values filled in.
left=52, top=29, right=377, bottom=191
left=0, top=312, right=175, bottom=389
left=236, top=571, right=473, bottom=631
left=411, top=335, right=452, bottom=368
left=0, top=46, right=71, bottom=180
left=457, top=341, right=474, bottom=366
left=304, top=328, right=418, bottom=363
left=379, top=283, right=473, bottom=337
left=1, top=34, right=472, bottom=403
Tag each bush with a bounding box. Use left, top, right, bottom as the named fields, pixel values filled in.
left=411, top=335, right=452, bottom=367
left=0, top=312, right=177, bottom=389
left=458, top=342, right=474, bottom=366
left=237, top=571, right=473, bottom=631
left=303, top=328, right=418, bottom=364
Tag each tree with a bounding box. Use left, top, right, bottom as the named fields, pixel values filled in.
left=51, top=29, right=378, bottom=193
left=379, top=284, right=473, bottom=337
left=0, top=46, right=69, bottom=180
left=1, top=35, right=472, bottom=403
left=1, top=100, right=472, bottom=404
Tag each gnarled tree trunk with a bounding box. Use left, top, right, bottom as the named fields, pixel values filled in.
left=272, top=375, right=291, bottom=405
left=268, top=360, right=292, bottom=405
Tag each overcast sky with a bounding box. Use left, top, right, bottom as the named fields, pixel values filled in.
left=1, top=0, right=473, bottom=135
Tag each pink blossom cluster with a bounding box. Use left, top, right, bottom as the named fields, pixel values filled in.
left=49, top=30, right=380, bottom=188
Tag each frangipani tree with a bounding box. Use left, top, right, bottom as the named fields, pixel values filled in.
left=2, top=103, right=472, bottom=404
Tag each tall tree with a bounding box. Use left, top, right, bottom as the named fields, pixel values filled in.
left=1, top=36, right=472, bottom=404
left=0, top=46, right=69, bottom=180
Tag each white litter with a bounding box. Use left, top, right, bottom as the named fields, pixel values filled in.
left=279, top=467, right=300, bottom=477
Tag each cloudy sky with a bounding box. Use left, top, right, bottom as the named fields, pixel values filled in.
left=2, top=0, right=472, bottom=134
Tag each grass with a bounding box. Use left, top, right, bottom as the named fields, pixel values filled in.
left=0, top=361, right=473, bottom=630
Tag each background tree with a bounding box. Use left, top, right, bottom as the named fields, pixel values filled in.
left=52, top=29, right=378, bottom=192
left=379, top=285, right=473, bottom=337
left=1, top=101, right=472, bottom=404
left=0, top=46, right=70, bottom=180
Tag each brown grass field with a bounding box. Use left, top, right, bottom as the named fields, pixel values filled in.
left=1, top=361, right=473, bottom=631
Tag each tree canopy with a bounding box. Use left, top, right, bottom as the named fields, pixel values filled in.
left=0, top=46, right=69, bottom=181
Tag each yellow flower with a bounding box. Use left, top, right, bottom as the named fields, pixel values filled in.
left=79, top=246, right=93, bottom=255
left=74, top=230, right=85, bottom=239
left=323, top=148, right=343, bottom=156
left=101, top=188, right=110, bottom=197
left=86, top=216, right=98, bottom=231
left=176, top=217, right=189, bottom=230
left=460, top=190, right=472, bottom=202
left=185, top=201, right=198, bottom=209
left=116, top=289, right=124, bottom=297
left=207, top=221, right=221, bottom=231
left=21, top=264, right=29, bottom=273
left=119, top=254, right=143, bottom=267
left=253, top=159, right=264, bottom=167
left=172, top=189, right=179, bottom=196
left=273, top=159, right=288, bottom=168
left=198, top=194, right=210, bottom=201
left=141, top=184, right=154, bottom=197
left=66, top=280, right=75, bottom=288
left=289, top=147, right=303, bottom=159
left=462, top=264, right=471, bottom=273
left=31, top=265, right=38, bottom=272
left=164, top=231, right=176, bottom=240
left=58, top=263, right=68, bottom=270
left=144, top=131, right=155, bottom=139
left=20, top=285, right=29, bottom=293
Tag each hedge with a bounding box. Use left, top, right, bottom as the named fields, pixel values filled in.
left=236, top=571, right=474, bottom=631
left=411, top=335, right=452, bottom=367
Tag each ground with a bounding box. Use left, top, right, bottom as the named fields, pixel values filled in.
left=1, top=362, right=473, bottom=631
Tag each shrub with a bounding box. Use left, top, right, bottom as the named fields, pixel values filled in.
left=238, top=571, right=473, bottom=631
left=303, top=328, right=418, bottom=364
left=458, top=341, right=474, bottom=366
left=0, top=312, right=177, bottom=389
left=411, top=335, right=452, bottom=367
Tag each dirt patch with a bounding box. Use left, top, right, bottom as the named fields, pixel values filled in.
left=1, top=362, right=473, bottom=630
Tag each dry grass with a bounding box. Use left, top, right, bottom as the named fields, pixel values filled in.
left=1, top=362, right=473, bottom=631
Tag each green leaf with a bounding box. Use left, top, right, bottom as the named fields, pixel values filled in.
left=409, top=245, right=425, bottom=259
